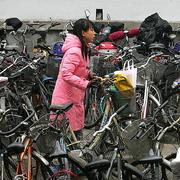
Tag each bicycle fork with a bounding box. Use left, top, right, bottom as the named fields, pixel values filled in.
left=104, top=148, right=123, bottom=180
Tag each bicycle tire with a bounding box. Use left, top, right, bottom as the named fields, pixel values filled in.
left=136, top=85, right=163, bottom=119
left=3, top=155, right=17, bottom=180
left=4, top=149, right=53, bottom=180
left=47, top=150, right=91, bottom=180
left=149, top=84, right=163, bottom=104
left=84, top=85, right=104, bottom=129
left=164, top=89, right=180, bottom=125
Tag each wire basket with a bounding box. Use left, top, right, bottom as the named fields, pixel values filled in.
left=46, top=57, right=62, bottom=79
left=121, top=118, right=155, bottom=160
left=93, top=56, right=117, bottom=77
left=136, top=58, right=170, bottom=86
left=30, top=113, right=69, bottom=155
left=0, top=108, right=33, bottom=146
left=136, top=61, right=154, bottom=86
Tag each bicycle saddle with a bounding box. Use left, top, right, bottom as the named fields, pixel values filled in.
left=48, top=140, right=67, bottom=159
left=7, top=141, right=24, bottom=155
left=50, top=103, right=73, bottom=112
left=136, top=155, right=163, bottom=164
left=84, top=159, right=110, bottom=171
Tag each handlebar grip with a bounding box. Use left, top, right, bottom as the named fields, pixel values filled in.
left=128, top=28, right=140, bottom=38
left=108, top=31, right=125, bottom=41
left=136, top=122, right=146, bottom=139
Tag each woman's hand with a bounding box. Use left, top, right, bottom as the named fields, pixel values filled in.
left=87, top=76, right=101, bottom=87
left=88, top=71, right=97, bottom=80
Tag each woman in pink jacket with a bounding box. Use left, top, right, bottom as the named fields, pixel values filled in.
left=51, top=19, right=96, bottom=140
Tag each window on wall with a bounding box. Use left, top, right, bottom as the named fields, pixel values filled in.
left=96, top=9, right=103, bottom=20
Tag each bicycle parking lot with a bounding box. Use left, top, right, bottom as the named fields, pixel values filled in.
left=0, top=14, right=179, bottom=179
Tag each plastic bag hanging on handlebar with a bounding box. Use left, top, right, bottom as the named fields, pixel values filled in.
left=113, top=59, right=137, bottom=89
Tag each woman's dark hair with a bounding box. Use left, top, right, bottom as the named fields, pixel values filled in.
left=72, top=18, right=94, bottom=60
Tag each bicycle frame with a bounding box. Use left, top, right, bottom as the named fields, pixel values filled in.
left=15, top=135, right=32, bottom=180
left=99, top=94, right=113, bottom=129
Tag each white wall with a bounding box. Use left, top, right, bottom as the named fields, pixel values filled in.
left=0, top=0, right=180, bottom=22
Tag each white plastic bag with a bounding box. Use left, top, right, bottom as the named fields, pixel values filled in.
left=114, top=59, right=137, bottom=88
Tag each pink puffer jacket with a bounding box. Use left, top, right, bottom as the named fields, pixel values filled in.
left=51, top=34, right=90, bottom=131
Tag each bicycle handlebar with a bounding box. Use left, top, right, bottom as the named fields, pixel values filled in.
left=0, top=109, right=35, bottom=136
left=108, top=28, right=140, bottom=41
left=93, top=103, right=129, bottom=137
left=0, top=55, right=28, bottom=75
left=16, top=56, right=43, bottom=72
left=136, top=52, right=164, bottom=69
left=157, top=117, right=180, bottom=142
left=0, top=56, right=43, bottom=76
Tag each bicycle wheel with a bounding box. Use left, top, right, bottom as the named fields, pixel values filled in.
left=47, top=150, right=90, bottom=180
left=164, top=89, right=180, bottom=125
left=149, top=84, right=163, bottom=104
left=5, top=149, right=53, bottom=180
left=3, top=155, right=17, bottom=180
left=84, top=85, right=104, bottom=129
left=136, top=85, right=162, bottom=119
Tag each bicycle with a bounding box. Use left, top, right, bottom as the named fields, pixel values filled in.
left=0, top=120, right=29, bottom=180
left=85, top=44, right=164, bottom=130
left=79, top=104, right=146, bottom=179
left=84, top=53, right=164, bottom=130
left=29, top=103, right=94, bottom=179
left=0, top=108, right=47, bottom=180
left=0, top=54, right=51, bottom=120
left=126, top=100, right=180, bottom=180
left=33, top=103, right=146, bottom=180
left=2, top=108, right=66, bottom=180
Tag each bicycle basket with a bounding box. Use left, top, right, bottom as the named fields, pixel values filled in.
left=46, top=57, right=62, bottom=79
left=121, top=118, right=155, bottom=160
left=30, top=113, right=69, bottom=155
left=109, top=84, right=136, bottom=116
left=0, top=108, right=31, bottom=146
left=136, top=61, right=154, bottom=86
left=136, top=58, right=169, bottom=85
left=95, top=56, right=117, bottom=77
